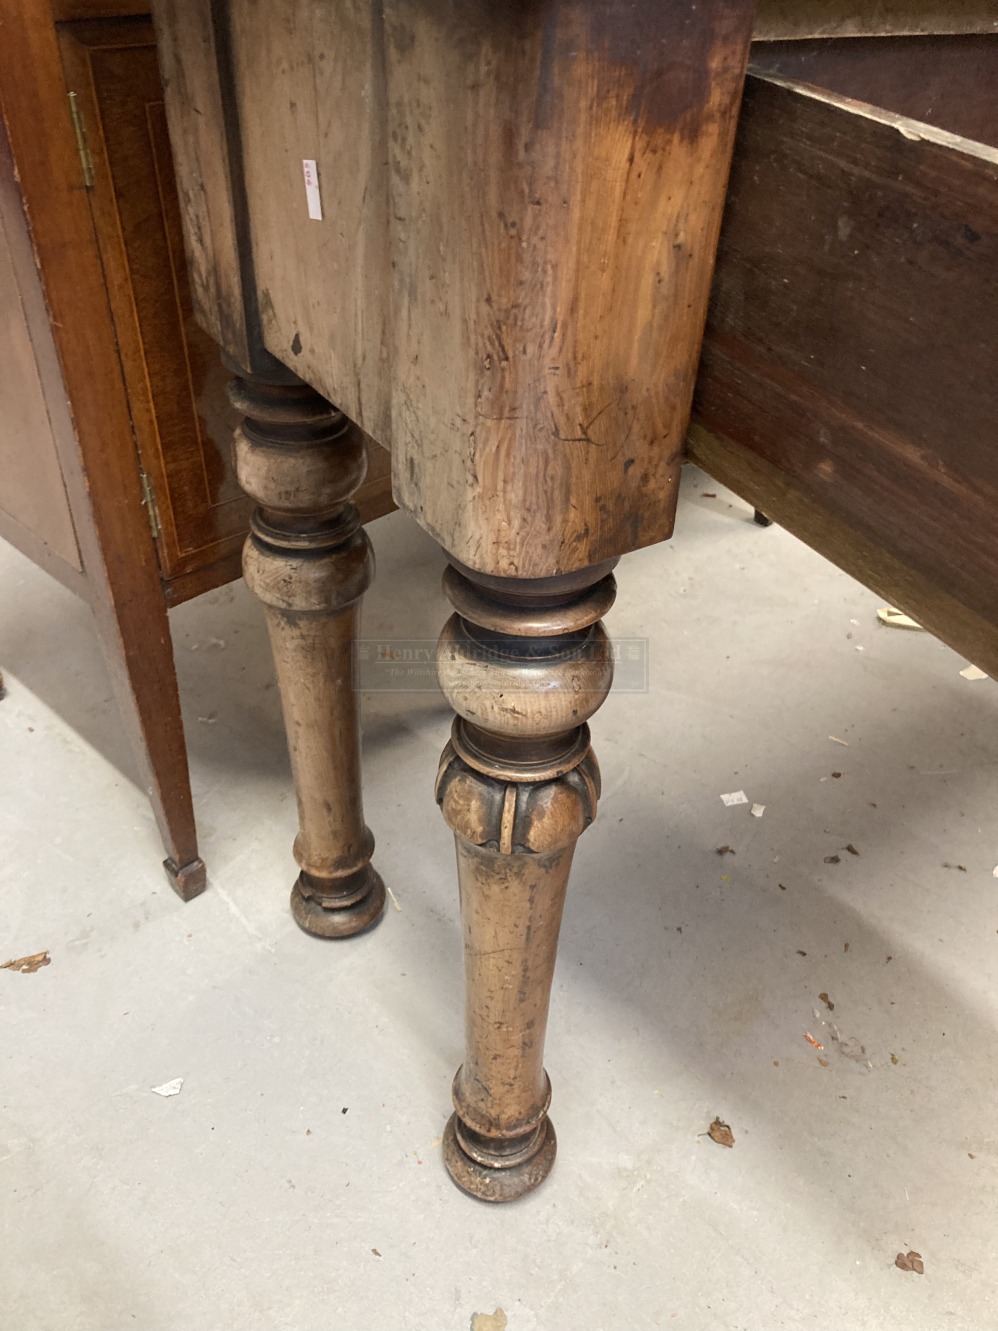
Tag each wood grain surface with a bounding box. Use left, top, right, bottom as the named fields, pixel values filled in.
left=228, top=0, right=393, bottom=448
left=59, top=19, right=250, bottom=583
left=753, top=0, right=998, bottom=40
left=751, top=34, right=998, bottom=147
left=691, top=72, right=998, bottom=663
left=154, top=0, right=264, bottom=373
left=160, top=0, right=754, bottom=578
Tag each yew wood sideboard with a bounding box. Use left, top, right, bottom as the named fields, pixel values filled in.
left=11, top=0, right=996, bottom=1203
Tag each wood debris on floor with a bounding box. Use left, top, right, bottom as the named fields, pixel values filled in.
left=1, top=950, right=50, bottom=974
left=895, top=1250, right=924, bottom=1275
left=707, top=1117, right=735, bottom=1147
left=471, top=1311, right=507, bottom=1331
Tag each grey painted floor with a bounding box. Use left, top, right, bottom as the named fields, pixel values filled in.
left=2, top=467, right=997, bottom=1330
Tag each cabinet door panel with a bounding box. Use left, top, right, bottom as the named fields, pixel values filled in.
left=59, top=17, right=249, bottom=584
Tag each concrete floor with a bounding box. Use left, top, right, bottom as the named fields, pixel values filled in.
left=2, top=466, right=997, bottom=1330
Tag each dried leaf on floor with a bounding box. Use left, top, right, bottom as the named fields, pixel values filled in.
left=824, top=855, right=841, bottom=865
left=891, top=1054, right=899, bottom=1065
left=707, top=1117, right=735, bottom=1148
left=371, top=1249, right=382, bottom=1258
left=943, top=863, right=967, bottom=872
left=715, top=845, right=736, bottom=856
left=819, top=992, right=835, bottom=1011
left=895, top=1250, right=924, bottom=1275
left=1, top=950, right=51, bottom=974
left=804, top=1032, right=824, bottom=1050
left=845, top=844, right=860, bottom=856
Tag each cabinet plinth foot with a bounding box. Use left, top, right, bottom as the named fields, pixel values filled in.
left=163, top=856, right=207, bottom=901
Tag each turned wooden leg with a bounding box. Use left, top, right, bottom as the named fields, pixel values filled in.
left=228, top=363, right=385, bottom=938
left=434, top=558, right=616, bottom=1201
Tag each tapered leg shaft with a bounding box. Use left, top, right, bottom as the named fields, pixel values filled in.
left=435, top=559, right=616, bottom=1200
left=229, top=364, right=384, bottom=937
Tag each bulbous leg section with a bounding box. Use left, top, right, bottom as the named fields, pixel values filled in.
left=433, top=558, right=616, bottom=1200
left=228, top=364, right=385, bottom=938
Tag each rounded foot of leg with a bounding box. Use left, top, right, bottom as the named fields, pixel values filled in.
left=442, top=1113, right=557, bottom=1202
left=290, top=865, right=386, bottom=938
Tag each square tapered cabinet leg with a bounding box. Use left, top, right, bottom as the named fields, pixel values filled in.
left=228, top=365, right=385, bottom=938
left=434, top=559, right=616, bottom=1200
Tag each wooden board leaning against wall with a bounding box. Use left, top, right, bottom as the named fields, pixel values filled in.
left=689, top=43, right=998, bottom=679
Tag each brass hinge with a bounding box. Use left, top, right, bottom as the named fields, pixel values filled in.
left=67, top=92, right=94, bottom=188
left=139, top=470, right=162, bottom=540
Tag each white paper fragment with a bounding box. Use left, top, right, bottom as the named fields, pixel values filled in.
left=855, top=646, right=865, bottom=652
left=720, top=790, right=748, bottom=807
left=993, top=865, right=998, bottom=879
left=877, top=606, right=923, bottom=631
left=302, top=159, right=323, bottom=220
left=751, top=803, right=765, bottom=818
left=829, top=735, right=850, bottom=747
left=960, top=664, right=988, bottom=681
left=151, top=1078, right=184, bottom=1097
left=850, top=619, right=860, bottom=626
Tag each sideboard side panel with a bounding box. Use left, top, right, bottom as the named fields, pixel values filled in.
left=384, top=0, right=755, bottom=577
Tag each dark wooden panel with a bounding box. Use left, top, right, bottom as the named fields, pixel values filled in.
left=0, top=142, right=83, bottom=582
left=51, top=1, right=147, bottom=19
left=751, top=34, right=998, bottom=147
left=688, top=424, right=998, bottom=681
left=691, top=73, right=998, bottom=651
left=753, top=0, right=998, bottom=40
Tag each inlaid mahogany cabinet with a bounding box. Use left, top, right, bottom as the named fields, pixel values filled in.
left=0, top=1, right=392, bottom=897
